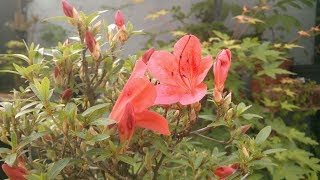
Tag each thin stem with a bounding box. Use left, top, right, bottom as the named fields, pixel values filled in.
left=152, top=154, right=165, bottom=180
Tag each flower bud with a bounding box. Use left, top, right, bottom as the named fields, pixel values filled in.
left=191, top=102, right=202, bottom=112
left=213, top=49, right=231, bottom=103
left=224, top=108, right=233, bottom=121
left=115, top=10, right=125, bottom=29
left=113, top=28, right=128, bottom=44
left=54, top=66, right=60, bottom=79
left=91, top=20, right=102, bottom=35
left=222, top=92, right=232, bottom=109
left=298, top=30, right=311, bottom=37
left=62, top=0, right=73, bottom=18
left=240, top=124, right=251, bottom=134
left=2, top=164, right=28, bottom=180
left=85, top=31, right=101, bottom=60
left=107, top=24, right=117, bottom=43
left=61, top=88, right=73, bottom=102
left=242, top=146, right=250, bottom=158
left=214, top=166, right=236, bottom=179
left=63, top=39, right=69, bottom=46
left=63, top=121, right=69, bottom=135
left=62, top=0, right=80, bottom=25
left=141, top=48, right=155, bottom=63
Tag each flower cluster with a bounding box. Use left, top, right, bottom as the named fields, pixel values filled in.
left=1, top=1, right=233, bottom=179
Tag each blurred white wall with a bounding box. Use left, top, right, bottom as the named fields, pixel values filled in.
left=27, top=0, right=316, bottom=64
left=27, top=0, right=199, bottom=55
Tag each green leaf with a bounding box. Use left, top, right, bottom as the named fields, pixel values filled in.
left=0, top=54, right=30, bottom=63
left=213, top=30, right=230, bottom=40
left=255, top=126, right=271, bottom=144
left=242, top=113, right=263, bottom=120
left=90, top=118, right=115, bottom=126
left=263, top=148, right=286, bottom=155
left=153, top=138, right=170, bottom=157
left=87, top=134, right=110, bottom=145
left=82, top=103, right=109, bottom=117
left=236, top=103, right=252, bottom=116
left=42, top=16, right=72, bottom=22
left=250, top=158, right=277, bottom=167
left=0, top=148, right=11, bottom=154
left=118, top=155, right=136, bottom=166
left=47, top=158, right=70, bottom=180
left=280, top=101, right=299, bottom=111
left=18, top=131, right=50, bottom=150
left=10, top=132, right=17, bottom=149
left=0, top=70, right=20, bottom=75
left=40, top=77, right=50, bottom=101
left=5, top=153, right=17, bottom=166
left=15, top=108, right=39, bottom=118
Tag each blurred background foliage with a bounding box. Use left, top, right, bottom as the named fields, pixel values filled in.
left=145, top=0, right=320, bottom=179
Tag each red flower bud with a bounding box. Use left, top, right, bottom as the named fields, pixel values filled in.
left=2, top=164, right=27, bottom=180
left=213, top=49, right=231, bottom=103
left=85, top=31, right=96, bottom=53
left=214, top=166, right=236, bottom=179
left=62, top=0, right=74, bottom=18
left=214, top=49, right=231, bottom=92
left=61, top=88, right=73, bottom=102
left=231, top=163, right=240, bottom=169
left=54, top=66, right=60, bottom=78
left=85, top=31, right=100, bottom=60
left=115, top=10, right=125, bottom=29
left=141, top=48, right=155, bottom=63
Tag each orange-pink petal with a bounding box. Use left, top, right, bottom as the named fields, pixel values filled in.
left=135, top=110, right=170, bottom=135
left=118, top=103, right=136, bottom=142
left=148, top=51, right=187, bottom=88
left=109, top=77, right=156, bottom=122
left=179, top=83, right=207, bottom=105
left=195, top=55, right=213, bottom=85
left=154, top=84, right=184, bottom=105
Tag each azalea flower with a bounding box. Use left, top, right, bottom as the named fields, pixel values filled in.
left=214, top=165, right=236, bottom=180
left=147, top=35, right=213, bottom=105
left=85, top=31, right=101, bottom=60
left=2, top=163, right=27, bottom=180
left=109, top=60, right=170, bottom=142
left=213, top=49, right=231, bottom=103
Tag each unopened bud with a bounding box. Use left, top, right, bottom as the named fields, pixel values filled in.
left=91, top=20, right=102, bottom=35
left=242, top=146, right=250, bottom=157
left=89, top=127, right=98, bottom=136
left=298, top=30, right=311, bottom=37
left=213, top=88, right=223, bottom=105
left=62, top=0, right=73, bottom=18
left=54, top=66, right=60, bottom=78
left=44, top=134, right=53, bottom=142
left=80, top=142, right=87, bottom=152
left=113, top=28, right=128, bottom=44
left=85, top=31, right=101, bottom=60
left=115, top=10, right=125, bottom=29
left=222, top=92, right=232, bottom=109
left=61, top=88, right=73, bottom=102
left=224, top=108, right=234, bottom=121
left=240, top=124, right=251, bottom=134
left=191, top=102, right=201, bottom=112
left=141, top=47, right=155, bottom=63
left=63, top=39, right=69, bottom=46
left=63, top=121, right=69, bottom=135
left=243, top=5, right=250, bottom=13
